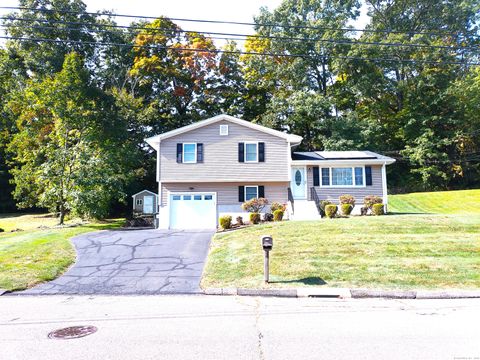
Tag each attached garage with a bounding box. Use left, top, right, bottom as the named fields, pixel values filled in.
left=169, top=192, right=217, bottom=229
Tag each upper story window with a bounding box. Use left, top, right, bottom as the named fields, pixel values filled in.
left=136, top=199, right=143, bottom=205
left=183, top=143, right=197, bottom=163
left=238, top=142, right=265, bottom=163
left=320, top=167, right=365, bottom=187
left=177, top=142, right=203, bottom=164
left=245, top=142, right=258, bottom=162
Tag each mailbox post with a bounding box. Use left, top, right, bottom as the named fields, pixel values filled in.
left=261, top=235, right=273, bottom=283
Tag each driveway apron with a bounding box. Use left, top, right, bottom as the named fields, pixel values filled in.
left=21, top=229, right=214, bottom=295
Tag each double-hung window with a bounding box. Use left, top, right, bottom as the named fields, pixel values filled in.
left=182, top=143, right=197, bottom=163
left=320, top=167, right=365, bottom=187
left=245, top=143, right=258, bottom=162
left=245, top=186, right=258, bottom=200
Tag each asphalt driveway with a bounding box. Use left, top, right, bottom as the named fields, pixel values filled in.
left=21, top=229, right=214, bottom=295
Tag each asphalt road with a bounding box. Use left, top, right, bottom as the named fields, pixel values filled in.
left=0, top=295, right=478, bottom=360
left=21, top=229, right=214, bottom=295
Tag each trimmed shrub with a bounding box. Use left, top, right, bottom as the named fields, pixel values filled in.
left=339, top=194, right=355, bottom=206
left=325, top=204, right=338, bottom=218
left=364, top=195, right=383, bottom=210
left=236, top=216, right=244, bottom=225
left=341, top=203, right=353, bottom=216
left=242, top=198, right=269, bottom=213
left=264, top=213, right=274, bottom=222
left=273, top=209, right=284, bottom=221
left=372, top=203, right=384, bottom=216
left=250, top=212, right=261, bottom=224
left=319, top=200, right=332, bottom=217
left=219, top=215, right=232, bottom=229
left=270, top=202, right=286, bottom=213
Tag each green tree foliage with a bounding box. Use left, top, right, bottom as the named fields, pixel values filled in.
left=1, top=0, right=479, bottom=218
left=7, top=53, right=130, bottom=223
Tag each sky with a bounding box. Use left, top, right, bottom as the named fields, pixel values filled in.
left=0, top=0, right=370, bottom=47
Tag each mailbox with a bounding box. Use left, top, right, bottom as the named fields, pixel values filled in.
left=261, top=235, right=273, bottom=251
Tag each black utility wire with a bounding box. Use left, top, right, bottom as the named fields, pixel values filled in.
left=0, top=20, right=475, bottom=52
left=1, top=35, right=477, bottom=66
left=1, top=5, right=476, bottom=38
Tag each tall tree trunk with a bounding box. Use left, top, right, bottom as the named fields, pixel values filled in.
left=59, top=203, right=65, bottom=225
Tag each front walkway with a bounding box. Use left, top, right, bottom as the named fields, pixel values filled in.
left=21, top=229, right=214, bottom=295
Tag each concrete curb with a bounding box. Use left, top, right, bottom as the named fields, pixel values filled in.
left=350, top=289, right=416, bottom=299
left=203, top=287, right=480, bottom=299
left=0, top=289, right=8, bottom=296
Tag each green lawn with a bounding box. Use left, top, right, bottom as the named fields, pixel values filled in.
left=0, top=216, right=124, bottom=291
left=202, top=190, right=480, bottom=290
left=389, top=189, right=480, bottom=214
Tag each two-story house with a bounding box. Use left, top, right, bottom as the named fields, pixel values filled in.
left=146, top=114, right=395, bottom=229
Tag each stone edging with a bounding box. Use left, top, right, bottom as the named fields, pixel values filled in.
left=204, top=287, right=480, bottom=299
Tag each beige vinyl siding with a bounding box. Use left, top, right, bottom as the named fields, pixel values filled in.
left=159, top=120, right=290, bottom=182
left=307, top=165, right=384, bottom=202
left=161, top=182, right=289, bottom=206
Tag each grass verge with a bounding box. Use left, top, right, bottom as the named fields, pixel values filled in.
left=0, top=218, right=124, bottom=291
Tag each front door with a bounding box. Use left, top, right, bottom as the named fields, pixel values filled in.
left=291, top=167, right=307, bottom=199
left=143, top=196, right=154, bottom=214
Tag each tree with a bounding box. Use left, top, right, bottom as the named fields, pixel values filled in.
left=242, top=0, right=362, bottom=148
left=8, top=52, right=129, bottom=223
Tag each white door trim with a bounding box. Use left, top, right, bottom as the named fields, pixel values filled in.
left=291, top=166, right=307, bottom=200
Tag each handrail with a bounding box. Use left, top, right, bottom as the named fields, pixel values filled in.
left=287, top=187, right=294, bottom=213
left=310, top=187, right=322, bottom=215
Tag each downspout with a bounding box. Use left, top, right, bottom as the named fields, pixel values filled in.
left=381, top=162, right=388, bottom=213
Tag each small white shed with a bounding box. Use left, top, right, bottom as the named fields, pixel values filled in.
left=132, top=190, right=158, bottom=214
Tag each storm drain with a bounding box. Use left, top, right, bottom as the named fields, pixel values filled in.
left=48, top=325, right=97, bottom=340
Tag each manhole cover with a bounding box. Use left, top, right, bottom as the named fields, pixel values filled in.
left=48, top=325, right=97, bottom=340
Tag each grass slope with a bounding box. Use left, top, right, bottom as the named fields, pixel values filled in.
left=202, top=189, right=480, bottom=290
left=0, top=217, right=124, bottom=291
left=389, top=189, right=480, bottom=214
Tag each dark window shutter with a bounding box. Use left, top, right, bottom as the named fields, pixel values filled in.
left=238, top=186, right=245, bottom=202
left=365, top=166, right=372, bottom=186
left=197, top=143, right=203, bottom=163
left=176, top=143, right=183, bottom=163
left=238, top=143, right=245, bottom=162
left=258, top=185, right=265, bottom=198
left=258, top=142, right=265, bottom=162
left=313, top=166, right=320, bottom=186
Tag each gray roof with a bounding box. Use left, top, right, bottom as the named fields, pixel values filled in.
left=292, top=150, right=394, bottom=161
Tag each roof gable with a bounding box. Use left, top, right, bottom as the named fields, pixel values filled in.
left=145, top=114, right=302, bottom=148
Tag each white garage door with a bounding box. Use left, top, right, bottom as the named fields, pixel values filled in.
left=169, top=193, right=217, bottom=229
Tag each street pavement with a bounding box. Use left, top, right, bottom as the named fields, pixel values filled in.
left=21, top=229, right=214, bottom=295
left=0, top=295, right=478, bottom=359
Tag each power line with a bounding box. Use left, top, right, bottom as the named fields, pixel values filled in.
left=1, top=35, right=478, bottom=66
left=1, top=5, right=477, bottom=39
left=0, top=20, right=476, bottom=53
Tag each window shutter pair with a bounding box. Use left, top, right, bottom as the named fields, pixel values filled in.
left=238, top=142, right=265, bottom=162
left=176, top=143, right=203, bottom=163
left=238, top=185, right=265, bottom=202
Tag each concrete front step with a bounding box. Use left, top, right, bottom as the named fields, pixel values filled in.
left=291, top=200, right=322, bottom=221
